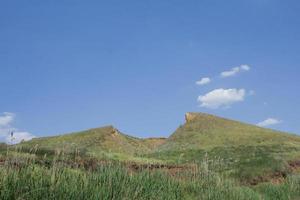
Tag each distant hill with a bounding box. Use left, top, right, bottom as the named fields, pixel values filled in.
left=148, top=113, right=300, bottom=182
left=157, top=112, right=300, bottom=151
left=18, top=125, right=165, bottom=160
left=18, top=112, right=300, bottom=182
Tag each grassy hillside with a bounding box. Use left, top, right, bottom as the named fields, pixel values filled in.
left=160, top=112, right=300, bottom=150
left=16, top=112, right=300, bottom=182
left=17, top=126, right=164, bottom=161
left=3, top=154, right=300, bottom=200
left=146, top=113, right=300, bottom=182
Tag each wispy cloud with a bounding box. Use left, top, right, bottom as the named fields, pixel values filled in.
left=197, top=88, right=246, bottom=109
left=0, top=112, right=35, bottom=144
left=196, top=77, right=211, bottom=86
left=0, top=112, right=14, bottom=127
left=5, top=131, right=35, bottom=144
left=221, top=65, right=250, bottom=78
left=257, top=118, right=282, bottom=127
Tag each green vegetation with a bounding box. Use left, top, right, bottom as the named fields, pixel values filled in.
left=0, top=157, right=181, bottom=200
left=0, top=153, right=300, bottom=200
left=2, top=112, right=300, bottom=199
left=146, top=113, right=300, bottom=182
left=17, top=126, right=165, bottom=161
left=157, top=113, right=300, bottom=154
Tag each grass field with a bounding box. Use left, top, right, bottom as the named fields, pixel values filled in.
left=145, top=113, right=300, bottom=183
left=0, top=151, right=300, bottom=200
left=2, top=112, right=300, bottom=199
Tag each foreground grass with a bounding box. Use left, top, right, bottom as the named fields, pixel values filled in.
left=0, top=162, right=181, bottom=200
left=0, top=153, right=299, bottom=199
left=145, top=144, right=297, bottom=183
left=255, top=175, right=300, bottom=200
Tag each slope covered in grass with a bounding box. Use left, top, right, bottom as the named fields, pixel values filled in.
left=158, top=112, right=300, bottom=151
left=17, top=112, right=300, bottom=182
left=18, top=126, right=162, bottom=160
left=1, top=154, right=300, bottom=200
left=146, top=113, right=300, bottom=181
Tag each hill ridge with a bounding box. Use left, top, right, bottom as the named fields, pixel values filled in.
left=15, top=112, right=300, bottom=183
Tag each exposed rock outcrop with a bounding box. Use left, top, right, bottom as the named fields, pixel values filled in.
left=185, top=112, right=198, bottom=123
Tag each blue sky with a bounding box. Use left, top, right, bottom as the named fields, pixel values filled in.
left=1, top=0, right=300, bottom=142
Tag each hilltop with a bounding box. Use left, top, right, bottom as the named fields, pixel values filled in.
left=147, top=113, right=300, bottom=182
left=18, top=125, right=165, bottom=161
left=158, top=112, right=300, bottom=150
left=17, top=112, right=300, bottom=182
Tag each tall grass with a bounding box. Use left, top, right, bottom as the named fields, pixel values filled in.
left=0, top=161, right=181, bottom=200
left=255, top=175, right=300, bottom=200
left=0, top=151, right=299, bottom=200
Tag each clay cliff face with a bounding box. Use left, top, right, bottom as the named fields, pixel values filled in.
left=185, top=112, right=198, bottom=123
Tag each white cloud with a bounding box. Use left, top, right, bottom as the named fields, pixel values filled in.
left=240, top=65, right=250, bottom=71
left=221, top=67, right=240, bottom=77
left=257, top=118, right=282, bottom=127
left=221, top=65, right=250, bottom=78
left=0, top=112, right=35, bottom=144
left=196, top=77, right=211, bottom=86
left=198, top=88, right=246, bottom=109
left=0, top=112, right=15, bottom=127
left=5, top=131, right=35, bottom=144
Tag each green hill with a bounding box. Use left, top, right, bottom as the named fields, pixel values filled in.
left=147, top=113, right=300, bottom=182
left=157, top=112, right=300, bottom=150
left=17, top=112, right=300, bottom=182
left=18, top=125, right=165, bottom=161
